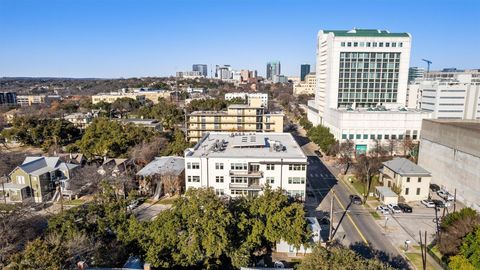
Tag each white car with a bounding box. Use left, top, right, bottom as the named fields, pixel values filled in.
left=377, top=205, right=390, bottom=215
left=127, top=199, right=140, bottom=211
left=421, top=200, right=436, bottom=208
left=437, top=190, right=454, bottom=201
left=387, top=203, right=402, bottom=214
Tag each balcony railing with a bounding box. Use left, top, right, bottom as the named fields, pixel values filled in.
left=229, top=170, right=263, bottom=178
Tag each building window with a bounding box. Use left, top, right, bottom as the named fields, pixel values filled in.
left=16, top=175, right=26, bottom=184
left=231, top=163, right=248, bottom=170
left=215, top=176, right=224, bottom=183
left=349, top=134, right=354, bottom=140
left=341, top=42, right=345, bottom=47
left=356, top=134, right=361, bottom=139
left=406, top=177, right=410, bottom=182
left=287, top=190, right=305, bottom=198
left=231, top=177, right=248, bottom=183
left=418, top=177, right=422, bottom=183
left=187, top=176, right=200, bottom=182
left=377, top=134, right=382, bottom=140
left=416, top=188, right=421, bottom=195
left=405, top=188, right=409, bottom=195
left=266, top=164, right=275, bottom=170
left=288, top=177, right=306, bottom=184
left=188, top=162, right=200, bottom=169
left=266, top=177, right=275, bottom=184
left=215, top=189, right=224, bottom=196
left=342, top=134, right=347, bottom=139
left=231, top=189, right=248, bottom=196
left=289, top=164, right=306, bottom=171
left=215, top=163, right=224, bottom=170
left=363, top=134, right=368, bottom=139
left=370, top=134, right=375, bottom=139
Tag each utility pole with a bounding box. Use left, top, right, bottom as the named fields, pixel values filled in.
left=1, top=174, right=6, bottom=204
left=329, top=189, right=335, bottom=244
left=453, top=188, right=457, bottom=213
left=419, top=231, right=427, bottom=270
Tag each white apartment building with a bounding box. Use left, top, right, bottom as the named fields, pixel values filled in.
left=184, top=132, right=308, bottom=200
left=420, top=81, right=480, bottom=120
left=225, top=92, right=268, bottom=107
left=293, top=73, right=316, bottom=96
left=307, top=28, right=430, bottom=153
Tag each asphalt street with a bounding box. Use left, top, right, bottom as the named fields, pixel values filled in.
left=293, top=132, right=410, bottom=268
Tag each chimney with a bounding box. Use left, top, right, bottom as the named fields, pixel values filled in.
left=143, top=263, right=151, bottom=270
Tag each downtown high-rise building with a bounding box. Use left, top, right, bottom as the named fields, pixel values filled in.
left=215, top=65, right=232, bottom=80
left=307, top=28, right=431, bottom=154
left=266, top=61, right=281, bottom=81
left=408, top=67, right=425, bottom=83
left=300, top=64, right=311, bottom=81
left=192, top=64, right=208, bottom=77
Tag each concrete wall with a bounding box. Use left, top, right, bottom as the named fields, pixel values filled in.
left=418, top=120, right=480, bottom=210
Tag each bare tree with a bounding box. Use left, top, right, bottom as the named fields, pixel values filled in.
left=355, top=154, right=382, bottom=203
left=370, top=139, right=388, bottom=158
left=129, top=136, right=168, bottom=169
left=401, top=137, right=415, bottom=156
left=336, top=140, right=355, bottom=175
left=0, top=203, right=47, bottom=266
left=386, top=139, right=397, bottom=157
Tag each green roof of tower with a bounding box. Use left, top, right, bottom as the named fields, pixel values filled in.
left=323, top=29, right=409, bottom=37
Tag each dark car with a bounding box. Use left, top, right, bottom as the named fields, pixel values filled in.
left=398, top=203, right=413, bottom=213
left=349, top=194, right=362, bottom=205
left=314, top=150, right=323, bottom=158
left=430, top=184, right=440, bottom=192
left=432, top=199, right=445, bottom=208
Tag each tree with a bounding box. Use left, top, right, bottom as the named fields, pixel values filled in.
left=76, top=118, right=154, bottom=159
left=439, top=208, right=480, bottom=257
left=161, top=129, right=190, bottom=156
left=1, top=116, right=81, bottom=151
left=386, top=139, right=397, bottom=157
left=129, top=136, right=168, bottom=168
left=307, top=125, right=337, bottom=154
left=401, top=137, right=415, bottom=156
left=298, top=117, right=313, bottom=130
left=7, top=238, right=64, bottom=270
left=111, top=97, right=142, bottom=118
left=297, top=244, right=393, bottom=270
left=355, top=154, right=382, bottom=202
left=337, top=140, right=355, bottom=174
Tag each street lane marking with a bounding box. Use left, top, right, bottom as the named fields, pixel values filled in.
left=333, top=192, right=369, bottom=245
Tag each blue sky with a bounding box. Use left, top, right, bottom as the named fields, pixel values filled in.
left=0, top=0, right=479, bottom=78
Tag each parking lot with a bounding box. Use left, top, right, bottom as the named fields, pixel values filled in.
left=372, top=191, right=463, bottom=250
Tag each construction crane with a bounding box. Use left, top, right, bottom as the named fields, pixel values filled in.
left=422, top=59, right=432, bottom=73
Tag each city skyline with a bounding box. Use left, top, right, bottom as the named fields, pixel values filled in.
left=1, top=0, right=479, bottom=78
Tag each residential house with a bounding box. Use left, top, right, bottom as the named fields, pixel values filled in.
left=380, top=157, right=432, bottom=202
left=136, top=156, right=185, bottom=199
left=58, top=153, right=87, bottom=166
left=64, top=112, right=94, bottom=129
left=8, top=156, right=78, bottom=202
left=98, top=158, right=133, bottom=177
left=276, top=217, right=321, bottom=256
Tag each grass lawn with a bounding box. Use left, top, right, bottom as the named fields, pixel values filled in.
left=350, top=175, right=380, bottom=197
left=63, top=199, right=85, bottom=206
left=405, top=253, right=436, bottom=270
left=157, top=196, right=179, bottom=205
left=370, top=211, right=381, bottom=220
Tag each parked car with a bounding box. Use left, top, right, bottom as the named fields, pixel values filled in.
left=387, top=203, right=402, bottom=214
left=127, top=199, right=140, bottom=211
left=377, top=205, right=390, bottom=215
left=398, top=203, right=413, bottom=213
left=314, top=150, right=323, bottom=158
left=421, top=200, right=436, bottom=208
left=429, top=184, right=440, bottom=192
left=432, top=199, right=445, bottom=208
left=437, top=190, right=454, bottom=201
left=349, top=194, right=362, bottom=205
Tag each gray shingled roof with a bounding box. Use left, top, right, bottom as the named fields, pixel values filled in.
left=136, top=156, right=184, bottom=177
left=382, top=158, right=431, bottom=176
left=19, top=156, right=78, bottom=176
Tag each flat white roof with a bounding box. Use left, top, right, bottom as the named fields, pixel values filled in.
left=186, top=132, right=307, bottom=159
